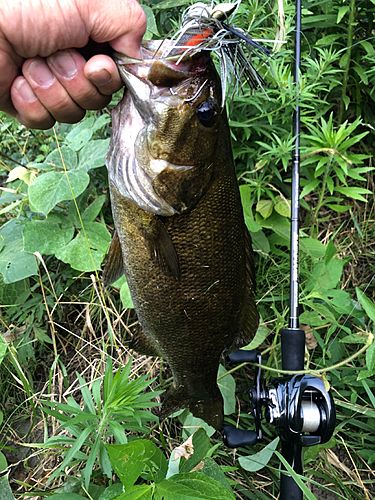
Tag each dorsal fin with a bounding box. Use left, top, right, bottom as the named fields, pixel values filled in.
left=103, top=231, right=125, bottom=286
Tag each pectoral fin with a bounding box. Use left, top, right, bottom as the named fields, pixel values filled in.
left=103, top=231, right=125, bottom=286
left=143, top=217, right=180, bottom=281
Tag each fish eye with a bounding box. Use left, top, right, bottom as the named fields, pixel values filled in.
left=196, top=100, right=217, bottom=127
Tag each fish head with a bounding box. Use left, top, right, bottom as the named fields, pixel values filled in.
left=107, top=41, right=225, bottom=216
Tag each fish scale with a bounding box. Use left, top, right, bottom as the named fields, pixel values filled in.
left=104, top=40, right=259, bottom=430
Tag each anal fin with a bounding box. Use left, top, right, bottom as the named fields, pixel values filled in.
left=131, top=324, right=162, bottom=357
left=103, top=231, right=125, bottom=286
left=160, top=385, right=224, bottom=430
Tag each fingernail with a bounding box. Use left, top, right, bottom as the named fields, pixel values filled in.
left=88, top=68, right=113, bottom=86
left=15, top=80, right=37, bottom=102
left=48, top=51, right=78, bottom=79
left=27, top=60, right=55, bottom=88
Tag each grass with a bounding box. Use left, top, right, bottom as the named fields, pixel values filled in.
left=2, top=192, right=374, bottom=498
left=1, top=0, right=375, bottom=496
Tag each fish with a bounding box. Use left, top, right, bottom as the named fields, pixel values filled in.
left=103, top=38, right=259, bottom=430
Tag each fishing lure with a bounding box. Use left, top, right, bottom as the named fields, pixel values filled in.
left=161, top=0, right=275, bottom=105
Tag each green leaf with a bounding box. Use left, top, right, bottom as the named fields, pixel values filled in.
left=334, top=186, right=372, bottom=202
left=326, top=258, right=345, bottom=288
left=337, top=5, right=349, bottom=23
left=217, top=365, right=236, bottom=415
left=29, top=170, right=90, bottom=215
left=305, top=262, right=331, bottom=294
left=0, top=220, right=38, bottom=283
left=325, top=289, right=353, bottom=315
left=326, top=176, right=334, bottom=195
left=356, top=287, right=375, bottom=322
left=23, top=219, right=74, bottom=254
left=99, top=483, right=124, bottom=500
left=300, top=238, right=325, bottom=258
left=304, top=436, right=336, bottom=463
left=300, top=179, right=320, bottom=199
left=156, top=472, right=235, bottom=499
left=117, top=485, right=153, bottom=499
left=78, top=139, right=110, bottom=172
left=83, top=436, right=101, bottom=489
left=324, top=240, right=336, bottom=265
left=55, top=222, right=111, bottom=272
left=46, top=494, right=87, bottom=500
left=240, top=185, right=261, bottom=233
left=66, top=117, right=95, bottom=150
left=307, top=302, right=337, bottom=325
left=0, top=243, right=37, bottom=283
left=0, top=451, right=8, bottom=473
left=82, top=195, right=107, bottom=223
left=299, top=310, right=327, bottom=327
left=153, top=0, right=190, bottom=9
left=239, top=437, right=279, bottom=472
left=361, top=40, right=375, bottom=55
left=256, top=200, right=273, bottom=219
left=274, top=199, right=290, bottom=218
left=178, top=428, right=210, bottom=474
left=200, top=457, right=233, bottom=493
left=107, top=440, right=167, bottom=489
left=250, top=230, right=270, bottom=254
left=0, top=475, right=16, bottom=500
left=339, top=333, right=368, bottom=345
left=34, top=327, right=53, bottom=344
left=353, top=64, right=368, bottom=85
left=77, top=372, right=96, bottom=414
left=243, top=325, right=270, bottom=351
left=45, top=146, right=78, bottom=170
left=255, top=211, right=290, bottom=243
left=92, top=114, right=111, bottom=134
left=0, top=279, right=30, bottom=307
left=181, top=412, right=216, bottom=440
left=107, top=421, right=127, bottom=445
left=99, top=441, right=113, bottom=479
left=48, top=424, right=96, bottom=485
left=120, top=280, right=134, bottom=308
left=142, top=5, right=159, bottom=39
left=365, top=342, right=375, bottom=375
left=316, top=34, right=341, bottom=46
left=325, top=204, right=350, bottom=213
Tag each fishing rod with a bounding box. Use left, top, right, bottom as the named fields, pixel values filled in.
left=223, top=0, right=336, bottom=497
left=166, top=1, right=336, bottom=495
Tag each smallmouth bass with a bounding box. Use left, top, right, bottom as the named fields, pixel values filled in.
left=104, top=40, right=259, bottom=430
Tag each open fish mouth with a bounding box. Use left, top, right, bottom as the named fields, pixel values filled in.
left=106, top=1, right=277, bottom=217
left=107, top=40, right=221, bottom=217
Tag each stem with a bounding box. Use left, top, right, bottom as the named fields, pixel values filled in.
left=312, top=154, right=333, bottom=231
left=218, top=338, right=372, bottom=379
left=338, top=0, right=356, bottom=124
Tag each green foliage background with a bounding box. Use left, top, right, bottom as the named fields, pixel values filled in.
left=0, top=0, right=374, bottom=498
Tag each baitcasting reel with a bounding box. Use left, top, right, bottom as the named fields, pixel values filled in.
left=222, top=349, right=335, bottom=451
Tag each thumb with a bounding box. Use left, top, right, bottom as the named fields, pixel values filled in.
left=79, top=0, right=147, bottom=59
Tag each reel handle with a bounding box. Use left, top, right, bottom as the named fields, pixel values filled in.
left=223, top=426, right=258, bottom=448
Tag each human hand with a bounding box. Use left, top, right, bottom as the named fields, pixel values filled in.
left=0, top=0, right=146, bottom=128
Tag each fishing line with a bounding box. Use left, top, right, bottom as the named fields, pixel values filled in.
left=161, top=0, right=276, bottom=105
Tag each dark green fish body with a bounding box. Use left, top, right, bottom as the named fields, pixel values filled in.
left=104, top=41, right=259, bottom=429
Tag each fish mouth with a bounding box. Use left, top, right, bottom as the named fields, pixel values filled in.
left=106, top=41, right=215, bottom=217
